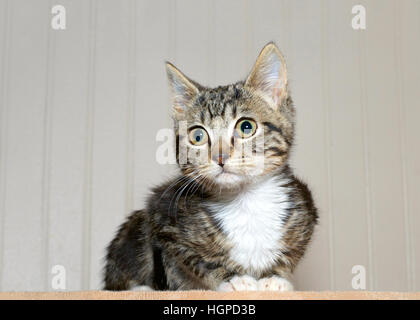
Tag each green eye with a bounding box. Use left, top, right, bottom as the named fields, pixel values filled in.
left=188, top=127, right=208, bottom=146
left=235, top=119, right=257, bottom=138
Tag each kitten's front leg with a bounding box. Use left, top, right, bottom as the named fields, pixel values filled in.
left=216, top=275, right=259, bottom=292
left=257, top=276, right=294, bottom=291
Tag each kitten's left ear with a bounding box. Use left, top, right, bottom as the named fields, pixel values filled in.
left=166, top=62, right=200, bottom=117
left=245, top=42, right=288, bottom=109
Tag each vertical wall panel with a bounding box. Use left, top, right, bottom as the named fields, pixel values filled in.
left=81, top=0, right=97, bottom=290
left=173, top=0, right=211, bottom=85
left=0, top=0, right=10, bottom=291
left=133, top=0, right=174, bottom=213
left=325, top=0, right=371, bottom=290
left=287, top=0, right=331, bottom=291
left=47, top=0, right=90, bottom=291
left=41, top=0, right=54, bottom=291
left=398, top=0, right=420, bottom=291
left=357, top=0, right=375, bottom=291
left=247, top=0, right=291, bottom=67
left=212, top=0, right=250, bottom=84
left=124, top=0, right=136, bottom=222
left=88, top=0, right=131, bottom=289
left=1, top=0, right=49, bottom=290
left=364, top=0, right=409, bottom=291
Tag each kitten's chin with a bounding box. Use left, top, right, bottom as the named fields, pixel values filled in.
left=213, top=171, right=244, bottom=187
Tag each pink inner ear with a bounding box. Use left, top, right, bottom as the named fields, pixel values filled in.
left=272, top=79, right=284, bottom=106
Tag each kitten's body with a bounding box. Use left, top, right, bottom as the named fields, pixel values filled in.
left=104, top=43, right=318, bottom=291
left=104, top=166, right=316, bottom=290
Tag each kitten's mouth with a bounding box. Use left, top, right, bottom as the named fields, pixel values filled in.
left=214, top=168, right=242, bottom=184
left=218, top=170, right=234, bottom=176
left=216, top=166, right=233, bottom=175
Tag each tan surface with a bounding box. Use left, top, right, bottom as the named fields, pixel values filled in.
left=0, top=291, right=419, bottom=300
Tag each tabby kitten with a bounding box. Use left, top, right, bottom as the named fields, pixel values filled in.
left=104, top=42, right=317, bottom=291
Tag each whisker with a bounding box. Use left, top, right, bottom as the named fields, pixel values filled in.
left=167, top=178, right=191, bottom=218
left=183, top=173, right=205, bottom=210
left=159, top=174, right=191, bottom=202
left=170, top=178, right=196, bottom=217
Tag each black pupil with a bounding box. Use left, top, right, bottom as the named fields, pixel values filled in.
left=241, top=121, right=252, bottom=134
left=195, top=130, right=203, bottom=142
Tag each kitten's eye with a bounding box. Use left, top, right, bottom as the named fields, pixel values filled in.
left=235, top=119, right=257, bottom=139
left=188, top=127, right=208, bottom=146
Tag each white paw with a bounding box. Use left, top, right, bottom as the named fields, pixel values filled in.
left=257, top=276, right=294, bottom=291
left=217, top=275, right=259, bottom=292
left=130, top=285, right=154, bottom=291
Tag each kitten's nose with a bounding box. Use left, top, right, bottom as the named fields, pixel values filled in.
left=213, top=153, right=229, bottom=167
left=212, top=137, right=229, bottom=167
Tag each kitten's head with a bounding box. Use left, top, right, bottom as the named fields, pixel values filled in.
left=166, top=42, right=295, bottom=190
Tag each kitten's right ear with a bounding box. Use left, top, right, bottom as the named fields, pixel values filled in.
left=245, top=42, right=288, bottom=110
left=165, top=62, right=199, bottom=117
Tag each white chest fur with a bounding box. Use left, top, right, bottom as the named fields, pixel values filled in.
left=209, top=176, right=291, bottom=274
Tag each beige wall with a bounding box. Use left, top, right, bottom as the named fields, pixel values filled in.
left=0, top=0, right=419, bottom=291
